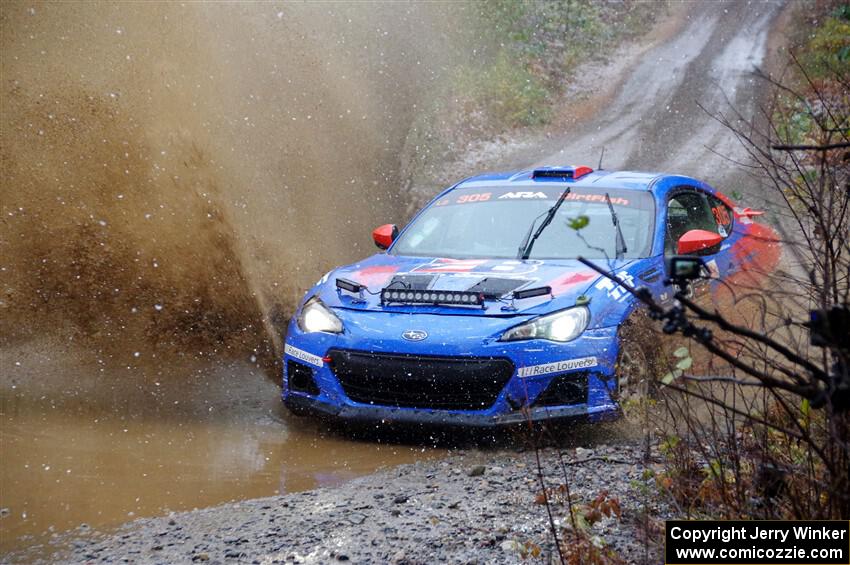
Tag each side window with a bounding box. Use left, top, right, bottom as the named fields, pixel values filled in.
left=664, top=189, right=717, bottom=256
left=707, top=194, right=733, bottom=238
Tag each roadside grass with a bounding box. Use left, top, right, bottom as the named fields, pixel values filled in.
left=456, top=0, right=660, bottom=130
left=453, top=52, right=551, bottom=129
left=800, top=4, right=850, bottom=79
left=775, top=4, right=849, bottom=149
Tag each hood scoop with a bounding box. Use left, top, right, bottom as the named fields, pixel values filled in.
left=466, top=277, right=531, bottom=299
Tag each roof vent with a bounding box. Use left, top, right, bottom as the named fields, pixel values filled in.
left=531, top=166, right=593, bottom=180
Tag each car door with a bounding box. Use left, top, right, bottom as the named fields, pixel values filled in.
left=664, top=187, right=732, bottom=304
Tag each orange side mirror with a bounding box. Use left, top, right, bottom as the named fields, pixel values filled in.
left=372, top=224, right=398, bottom=250
left=677, top=229, right=723, bottom=255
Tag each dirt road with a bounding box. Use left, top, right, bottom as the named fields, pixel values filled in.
left=507, top=1, right=783, bottom=207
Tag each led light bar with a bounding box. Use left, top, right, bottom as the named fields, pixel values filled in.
left=381, top=288, right=484, bottom=307
left=513, top=286, right=552, bottom=300
left=336, top=277, right=364, bottom=293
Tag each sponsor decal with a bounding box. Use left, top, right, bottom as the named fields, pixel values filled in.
left=284, top=344, right=324, bottom=368
left=518, top=356, right=597, bottom=377
left=498, top=191, right=548, bottom=199
left=594, top=270, right=634, bottom=302
left=401, top=329, right=428, bottom=341
left=565, top=192, right=629, bottom=206
left=435, top=189, right=632, bottom=206
left=412, top=258, right=542, bottom=276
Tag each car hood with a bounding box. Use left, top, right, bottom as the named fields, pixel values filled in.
left=313, top=254, right=637, bottom=317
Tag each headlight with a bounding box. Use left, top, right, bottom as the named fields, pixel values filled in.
left=500, top=306, right=590, bottom=343
left=297, top=297, right=343, bottom=334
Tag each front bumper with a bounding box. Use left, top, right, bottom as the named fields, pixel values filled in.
left=284, top=393, right=618, bottom=428
left=282, top=310, right=621, bottom=427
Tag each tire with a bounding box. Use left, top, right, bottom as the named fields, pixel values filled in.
left=614, top=310, right=664, bottom=404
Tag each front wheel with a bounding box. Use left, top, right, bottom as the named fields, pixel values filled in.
left=614, top=312, right=663, bottom=405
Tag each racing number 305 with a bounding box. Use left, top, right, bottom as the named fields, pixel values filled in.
left=712, top=205, right=731, bottom=226
left=456, top=192, right=491, bottom=204
left=434, top=192, right=492, bottom=206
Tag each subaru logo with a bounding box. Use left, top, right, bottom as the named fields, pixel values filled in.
left=402, top=330, right=428, bottom=341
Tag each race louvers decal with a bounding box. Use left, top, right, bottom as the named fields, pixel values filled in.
left=284, top=344, right=324, bottom=368
left=518, top=356, right=598, bottom=377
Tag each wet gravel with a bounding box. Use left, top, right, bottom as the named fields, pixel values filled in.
left=48, top=442, right=670, bottom=564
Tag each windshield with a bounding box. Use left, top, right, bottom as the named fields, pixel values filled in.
left=391, top=186, right=655, bottom=260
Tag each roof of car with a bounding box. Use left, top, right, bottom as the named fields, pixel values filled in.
left=454, top=169, right=665, bottom=192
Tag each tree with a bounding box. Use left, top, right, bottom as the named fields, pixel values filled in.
left=583, top=50, right=848, bottom=520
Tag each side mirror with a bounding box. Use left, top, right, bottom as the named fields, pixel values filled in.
left=372, top=224, right=398, bottom=250
left=677, top=229, right=723, bottom=255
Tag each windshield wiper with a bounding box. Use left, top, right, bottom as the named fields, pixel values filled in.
left=517, top=185, right=572, bottom=260
left=605, top=192, right=628, bottom=260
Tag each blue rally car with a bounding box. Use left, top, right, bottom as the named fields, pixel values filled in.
left=282, top=166, right=780, bottom=426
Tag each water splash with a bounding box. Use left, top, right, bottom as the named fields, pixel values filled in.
left=0, top=2, right=482, bottom=368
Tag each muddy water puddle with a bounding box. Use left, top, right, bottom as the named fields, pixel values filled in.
left=0, top=342, right=442, bottom=555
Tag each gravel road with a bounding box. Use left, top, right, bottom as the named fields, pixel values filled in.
left=52, top=440, right=668, bottom=564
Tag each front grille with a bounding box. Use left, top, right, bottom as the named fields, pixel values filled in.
left=327, top=349, right=514, bottom=411
left=532, top=372, right=589, bottom=407
left=287, top=360, right=320, bottom=396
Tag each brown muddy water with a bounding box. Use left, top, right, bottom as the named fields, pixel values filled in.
left=0, top=2, right=490, bottom=556
left=0, top=339, right=443, bottom=554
